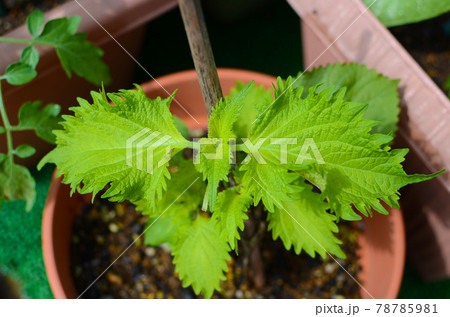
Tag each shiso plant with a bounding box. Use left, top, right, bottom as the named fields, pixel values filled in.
left=39, top=62, right=443, bottom=297
left=0, top=10, right=110, bottom=211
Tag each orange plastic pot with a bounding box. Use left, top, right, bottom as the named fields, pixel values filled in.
left=42, top=68, right=405, bottom=299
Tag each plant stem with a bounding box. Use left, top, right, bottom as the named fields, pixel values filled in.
left=241, top=204, right=266, bottom=289
left=235, top=144, right=247, bottom=152
left=0, top=36, right=34, bottom=45
left=0, top=37, right=53, bottom=47
left=178, top=0, right=223, bottom=117
left=0, top=81, right=14, bottom=163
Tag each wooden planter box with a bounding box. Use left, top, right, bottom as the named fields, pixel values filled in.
left=0, top=0, right=177, bottom=165
left=287, top=0, right=450, bottom=281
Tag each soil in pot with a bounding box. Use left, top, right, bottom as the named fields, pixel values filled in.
left=390, top=12, right=450, bottom=94
left=0, top=0, right=70, bottom=35
left=70, top=198, right=362, bottom=299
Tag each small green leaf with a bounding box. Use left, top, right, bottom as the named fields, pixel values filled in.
left=21, top=46, right=40, bottom=69
left=144, top=208, right=191, bottom=247
left=212, top=188, right=252, bottom=250
left=14, top=144, right=36, bottom=159
left=172, top=216, right=230, bottom=298
left=363, top=0, right=450, bottom=27
left=0, top=126, right=5, bottom=134
left=2, top=62, right=37, bottom=85
left=293, top=63, right=400, bottom=135
left=144, top=159, right=205, bottom=246
left=17, top=101, right=61, bottom=143
left=0, top=159, right=36, bottom=211
left=197, top=81, right=254, bottom=211
left=35, top=16, right=111, bottom=86
left=38, top=16, right=80, bottom=41
left=142, top=159, right=204, bottom=215
left=240, top=159, right=301, bottom=213
left=229, top=81, right=273, bottom=139
left=173, top=115, right=189, bottom=139
left=267, top=183, right=345, bottom=259
left=27, top=10, right=45, bottom=37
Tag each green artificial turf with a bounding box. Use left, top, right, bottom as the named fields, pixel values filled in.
left=0, top=164, right=54, bottom=299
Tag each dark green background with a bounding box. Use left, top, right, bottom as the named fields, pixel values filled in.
left=1, top=0, right=449, bottom=299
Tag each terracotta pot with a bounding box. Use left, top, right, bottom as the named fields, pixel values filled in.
left=287, top=0, right=450, bottom=281
left=42, top=68, right=405, bottom=299
left=0, top=0, right=177, bottom=167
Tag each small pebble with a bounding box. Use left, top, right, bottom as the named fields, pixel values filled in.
left=325, top=263, right=336, bottom=274
left=160, top=243, right=171, bottom=252
left=109, top=223, right=119, bottom=233
left=336, top=274, right=346, bottom=284
left=190, top=129, right=204, bottom=138
left=235, top=290, right=244, bottom=299
left=145, top=247, right=156, bottom=257
left=106, top=273, right=122, bottom=285
left=107, top=211, right=116, bottom=221
left=136, top=282, right=144, bottom=293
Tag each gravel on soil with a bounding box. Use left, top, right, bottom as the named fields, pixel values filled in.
left=71, top=198, right=361, bottom=299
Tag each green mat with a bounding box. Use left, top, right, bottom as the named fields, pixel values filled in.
left=0, top=164, right=54, bottom=299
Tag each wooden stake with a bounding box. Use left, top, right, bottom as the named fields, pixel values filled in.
left=178, top=0, right=223, bottom=117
